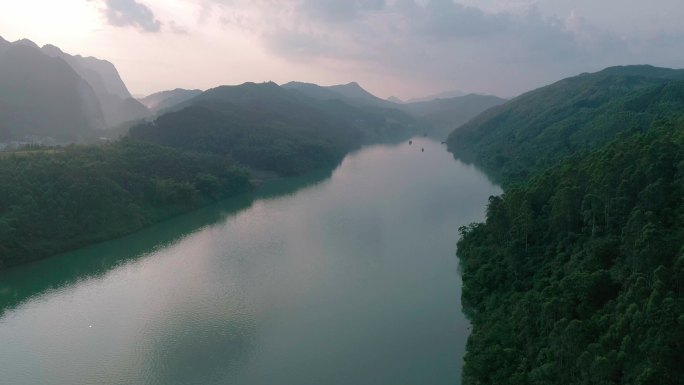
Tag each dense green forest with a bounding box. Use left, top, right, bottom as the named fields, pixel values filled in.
left=451, top=67, right=684, bottom=384
left=129, top=82, right=417, bottom=175
left=0, top=140, right=250, bottom=268
left=448, top=65, right=684, bottom=184
left=0, top=81, right=418, bottom=269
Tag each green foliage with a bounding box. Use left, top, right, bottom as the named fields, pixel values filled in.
left=129, top=82, right=417, bottom=176
left=456, top=120, right=684, bottom=384
left=447, top=65, right=684, bottom=185
left=1, top=81, right=416, bottom=268
left=0, top=140, right=251, bottom=268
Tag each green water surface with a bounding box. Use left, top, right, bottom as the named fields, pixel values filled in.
left=0, top=138, right=500, bottom=385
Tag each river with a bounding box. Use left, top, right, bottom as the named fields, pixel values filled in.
left=0, top=137, right=500, bottom=385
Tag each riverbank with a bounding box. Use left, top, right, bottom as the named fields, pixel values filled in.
left=0, top=138, right=498, bottom=385
left=0, top=140, right=252, bottom=269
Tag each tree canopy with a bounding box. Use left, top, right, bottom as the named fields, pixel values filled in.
left=0, top=140, right=250, bottom=268
left=450, top=66, right=684, bottom=384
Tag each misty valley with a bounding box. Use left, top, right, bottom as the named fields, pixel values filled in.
left=1, top=4, right=684, bottom=383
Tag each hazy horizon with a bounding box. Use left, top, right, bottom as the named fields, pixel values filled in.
left=2, top=0, right=683, bottom=99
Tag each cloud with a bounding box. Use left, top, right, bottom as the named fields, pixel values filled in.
left=410, top=0, right=508, bottom=39
left=255, top=1, right=661, bottom=88
left=299, top=0, right=385, bottom=23
left=184, top=0, right=684, bottom=96
left=169, top=20, right=189, bottom=34
left=101, top=0, right=162, bottom=32
left=265, top=28, right=334, bottom=58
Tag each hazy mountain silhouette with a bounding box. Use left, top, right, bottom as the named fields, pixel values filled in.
left=41, top=43, right=149, bottom=127
left=327, top=82, right=396, bottom=108
left=0, top=41, right=106, bottom=142
left=282, top=81, right=396, bottom=109
left=406, top=90, right=466, bottom=103
left=282, top=80, right=504, bottom=137
left=129, top=81, right=417, bottom=175
left=401, top=94, right=506, bottom=137
left=139, top=88, right=203, bottom=113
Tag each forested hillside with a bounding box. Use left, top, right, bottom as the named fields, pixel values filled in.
left=457, top=119, right=684, bottom=384
left=450, top=66, right=684, bottom=384
left=283, top=81, right=505, bottom=138
left=129, top=82, right=417, bottom=175
left=0, top=79, right=418, bottom=268
left=448, top=65, right=684, bottom=184
left=0, top=141, right=250, bottom=268
left=282, top=81, right=395, bottom=109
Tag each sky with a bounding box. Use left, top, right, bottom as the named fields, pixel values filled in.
left=1, top=0, right=683, bottom=99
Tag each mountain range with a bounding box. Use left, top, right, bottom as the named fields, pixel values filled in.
left=405, top=90, right=467, bottom=103
left=0, top=37, right=506, bottom=146
left=40, top=43, right=148, bottom=127
left=0, top=37, right=151, bottom=143
left=282, top=81, right=396, bottom=109
left=282, top=81, right=506, bottom=137
left=0, top=38, right=105, bottom=143
left=138, top=88, right=203, bottom=114
left=447, top=65, right=684, bottom=183
left=2, top=35, right=683, bottom=383
left=401, top=93, right=506, bottom=137
left=129, top=81, right=419, bottom=175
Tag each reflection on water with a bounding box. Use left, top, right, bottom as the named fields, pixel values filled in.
left=0, top=169, right=332, bottom=317
left=0, top=138, right=500, bottom=385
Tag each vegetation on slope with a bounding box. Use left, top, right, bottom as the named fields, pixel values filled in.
left=283, top=81, right=506, bottom=138
left=0, top=80, right=418, bottom=268
left=450, top=66, right=684, bottom=384
left=457, top=119, right=684, bottom=384
left=0, top=140, right=251, bottom=268
left=447, top=65, right=684, bottom=184
left=129, top=82, right=416, bottom=175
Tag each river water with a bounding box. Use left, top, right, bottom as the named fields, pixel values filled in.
left=0, top=137, right=500, bottom=385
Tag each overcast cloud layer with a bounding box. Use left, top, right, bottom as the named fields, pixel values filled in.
left=2, top=0, right=683, bottom=98
left=101, top=0, right=162, bottom=32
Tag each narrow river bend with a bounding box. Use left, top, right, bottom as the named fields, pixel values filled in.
left=0, top=137, right=500, bottom=385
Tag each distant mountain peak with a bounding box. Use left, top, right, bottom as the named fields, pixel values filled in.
left=593, top=64, right=684, bottom=79
left=139, top=88, right=203, bottom=113
left=283, top=80, right=395, bottom=109
left=406, top=90, right=467, bottom=103
left=328, top=82, right=381, bottom=100
left=234, top=81, right=280, bottom=89
left=41, top=44, right=64, bottom=56
left=0, top=39, right=108, bottom=141
left=282, top=81, right=315, bottom=87
left=387, top=96, right=403, bottom=104
left=14, top=38, right=39, bottom=49
left=336, top=81, right=366, bottom=92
